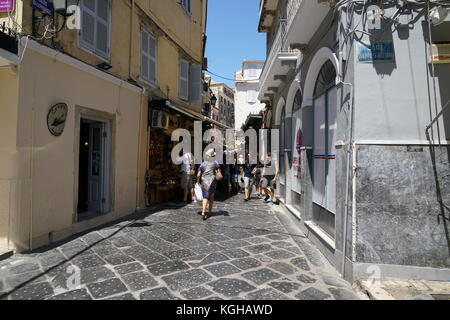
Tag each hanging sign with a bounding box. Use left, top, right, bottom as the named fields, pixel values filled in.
left=0, top=0, right=14, bottom=12
left=47, top=103, right=68, bottom=136
left=32, top=0, right=54, bottom=16
left=358, top=42, right=395, bottom=63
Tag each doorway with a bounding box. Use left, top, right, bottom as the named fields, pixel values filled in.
left=77, top=117, right=111, bottom=219
left=312, top=60, right=337, bottom=238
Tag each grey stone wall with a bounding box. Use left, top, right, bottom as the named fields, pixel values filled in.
left=355, top=145, right=450, bottom=268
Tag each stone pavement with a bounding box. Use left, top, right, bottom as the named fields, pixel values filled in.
left=0, top=194, right=362, bottom=300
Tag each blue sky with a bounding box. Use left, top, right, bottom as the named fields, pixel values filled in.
left=205, top=0, right=266, bottom=88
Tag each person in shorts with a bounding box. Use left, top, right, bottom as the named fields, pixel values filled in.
left=261, top=152, right=278, bottom=204
left=241, top=154, right=257, bottom=201
left=177, top=151, right=195, bottom=202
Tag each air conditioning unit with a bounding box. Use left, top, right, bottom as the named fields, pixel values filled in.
left=151, top=110, right=169, bottom=129
left=429, top=43, right=450, bottom=64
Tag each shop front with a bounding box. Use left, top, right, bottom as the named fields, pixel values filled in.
left=145, top=99, right=197, bottom=206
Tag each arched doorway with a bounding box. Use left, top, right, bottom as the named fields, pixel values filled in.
left=279, top=105, right=286, bottom=202
left=311, top=59, right=337, bottom=238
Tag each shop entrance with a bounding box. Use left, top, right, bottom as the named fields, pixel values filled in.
left=77, top=117, right=111, bottom=218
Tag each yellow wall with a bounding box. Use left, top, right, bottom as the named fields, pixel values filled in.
left=6, top=45, right=142, bottom=250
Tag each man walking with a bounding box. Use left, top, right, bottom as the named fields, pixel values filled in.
left=177, top=151, right=195, bottom=203
left=241, top=154, right=257, bottom=201
left=261, top=152, right=279, bottom=205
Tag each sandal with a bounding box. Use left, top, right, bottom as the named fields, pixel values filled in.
left=202, top=212, right=207, bottom=220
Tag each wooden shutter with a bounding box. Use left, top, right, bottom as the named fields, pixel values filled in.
left=95, top=0, right=109, bottom=58
left=140, top=29, right=149, bottom=81
left=148, top=35, right=157, bottom=84
left=80, top=0, right=109, bottom=59
left=179, top=59, right=189, bottom=100
left=80, top=0, right=96, bottom=50
left=189, top=64, right=201, bottom=103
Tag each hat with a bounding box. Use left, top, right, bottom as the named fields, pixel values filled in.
left=205, top=149, right=216, bottom=157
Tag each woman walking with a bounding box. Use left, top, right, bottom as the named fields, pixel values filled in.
left=197, top=149, right=221, bottom=220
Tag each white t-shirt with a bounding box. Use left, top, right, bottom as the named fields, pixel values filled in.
left=177, top=153, right=194, bottom=173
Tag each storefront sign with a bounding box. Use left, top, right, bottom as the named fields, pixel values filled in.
left=32, top=0, right=54, bottom=16
left=358, top=42, right=394, bottom=63
left=47, top=103, right=68, bottom=136
left=0, top=0, right=14, bottom=12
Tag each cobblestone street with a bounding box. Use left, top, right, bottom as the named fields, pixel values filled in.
left=0, top=194, right=361, bottom=300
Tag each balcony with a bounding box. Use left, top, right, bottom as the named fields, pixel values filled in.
left=258, top=0, right=280, bottom=32
left=284, top=0, right=331, bottom=48
left=258, top=21, right=299, bottom=101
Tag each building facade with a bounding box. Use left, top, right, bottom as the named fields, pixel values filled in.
left=0, top=0, right=209, bottom=253
left=210, top=80, right=235, bottom=129
left=234, top=60, right=265, bottom=130
left=258, top=0, right=450, bottom=282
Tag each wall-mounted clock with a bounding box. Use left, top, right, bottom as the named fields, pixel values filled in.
left=47, top=103, right=68, bottom=136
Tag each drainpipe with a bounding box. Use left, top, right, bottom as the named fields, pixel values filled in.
left=129, top=0, right=135, bottom=80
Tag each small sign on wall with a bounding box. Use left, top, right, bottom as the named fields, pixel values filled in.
left=0, top=0, right=14, bottom=12
left=358, top=42, right=395, bottom=63
left=32, top=0, right=54, bottom=16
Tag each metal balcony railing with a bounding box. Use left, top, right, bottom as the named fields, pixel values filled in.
left=259, top=20, right=296, bottom=88
left=287, top=0, right=302, bottom=32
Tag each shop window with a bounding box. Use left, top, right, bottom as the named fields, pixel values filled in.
left=80, top=0, right=110, bottom=59
left=140, top=29, right=157, bottom=85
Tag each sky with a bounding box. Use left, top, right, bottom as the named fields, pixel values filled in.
left=205, top=0, right=266, bottom=88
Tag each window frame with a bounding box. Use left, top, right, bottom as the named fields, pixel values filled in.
left=180, top=0, right=192, bottom=15
left=79, top=0, right=111, bottom=61
left=140, top=27, right=158, bottom=86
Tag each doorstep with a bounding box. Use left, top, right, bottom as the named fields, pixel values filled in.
left=356, top=278, right=450, bottom=300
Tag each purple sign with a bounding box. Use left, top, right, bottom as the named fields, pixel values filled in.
left=0, top=0, right=14, bottom=12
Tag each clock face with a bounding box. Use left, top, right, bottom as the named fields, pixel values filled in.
left=47, top=103, right=68, bottom=136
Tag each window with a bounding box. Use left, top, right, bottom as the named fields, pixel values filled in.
left=179, top=59, right=189, bottom=100
left=181, top=0, right=191, bottom=14
left=80, top=0, right=110, bottom=59
left=189, top=64, right=202, bottom=103
left=247, top=90, right=257, bottom=104
left=314, top=60, right=336, bottom=98
left=140, top=28, right=157, bottom=85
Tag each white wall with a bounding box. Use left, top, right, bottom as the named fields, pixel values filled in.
left=235, top=84, right=265, bottom=130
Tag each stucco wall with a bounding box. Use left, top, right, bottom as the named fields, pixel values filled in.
left=11, top=47, right=141, bottom=250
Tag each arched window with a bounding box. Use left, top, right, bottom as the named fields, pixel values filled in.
left=313, top=60, right=336, bottom=98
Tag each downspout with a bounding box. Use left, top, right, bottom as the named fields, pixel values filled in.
left=129, top=0, right=135, bottom=80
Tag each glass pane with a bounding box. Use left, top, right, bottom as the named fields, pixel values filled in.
left=149, top=36, right=156, bottom=58
left=97, top=0, right=108, bottom=21
left=149, top=59, right=156, bottom=82
left=141, top=55, right=149, bottom=80
left=314, top=60, right=336, bottom=97
left=96, top=22, right=108, bottom=55
left=141, top=31, right=148, bottom=54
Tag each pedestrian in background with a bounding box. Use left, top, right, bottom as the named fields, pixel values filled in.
left=261, top=152, right=279, bottom=204
left=177, top=150, right=195, bottom=203
left=197, top=149, right=221, bottom=220
left=242, top=154, right=257, bottom=201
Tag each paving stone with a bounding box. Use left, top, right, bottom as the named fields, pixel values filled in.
left=264, top=249, right=296, bottom=260
left=180, top=286, right=214, bottom=300
left=122, top=246, right=168, bottom=265
left=71, top=254, right=106, bottom=269
left=265, top=234, right=290, bottom=240
left=47, top=288, right=92, bottom=300
left=329, top=287, right=359, bottom=300
left=322, top=275, right=347, bottom=288
left=4, top=270, right=48, bottom=288
left=285, top=246, right=303, bottom=255
left=147, top=260, right=190, bottom=276
left=91, top=244, right=122, bottom=257
left=152, top=228, right=194, bottom=243
left=271, top=241, right=295, bottom=248
left=105, top=293, right=136, bottom=300
left=163, top=248, right=196, bottom=260
left=295, top=287, right=331, bottom=300
left=204, top=262, right=241, bottom=277
left=202, top=234, right=231, bottom=242
left=246, top=237, right=272, bottom=244
left=188, top=253, right=229, bottom=267
left=241, top=268, right=283, bottom=285
left=140, top=287, right=180, bottom=300
left=290, top=257, right=311, bottom=271
left=219, top=239, right=251, bottom=249
left=9, top=282, right=54, bottom=300
left=244, top=244, right=273, bottom=254
left=161, top=269, right=213, bottom=291
left=229, top=257, right=262, bottom=270
left=245, top=288, right=291, bottom=300
left=102, top=253, right=135, bottom=266
left=109, top=236, right=136, bottom=248
left=222, top=248, right=250, bottom=259
left=81, top=232, right=106, bottom=246
left=122, top=271, right=159, bottom=291
left=207, top=278, right=256, bottom=297
left=86, top=278, right=128, bottom=299
left=190, top=243, right=226, bottom=255
left=81, top=266, right=116, bottom=284
left=203, top=296, right=224, bottom=300
left=222, top=229, right=253, bottom=239
left=268, top=281, right=302, bottom=294
left=114, top=262, right=144, bottom=275
left=296, top=274, right=317, bottom=284
left=37, top=252, right=67, bottom=268
left=7, top=262, right=41, bottom=275
left=267, top=262, right=296, bottom=275
left=176, top=237, right=209, bottom=249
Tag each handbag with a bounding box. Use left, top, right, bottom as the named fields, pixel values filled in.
left=215, top=169, right=223, bottom=181
left=194, top=183, right=203, bottom=201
